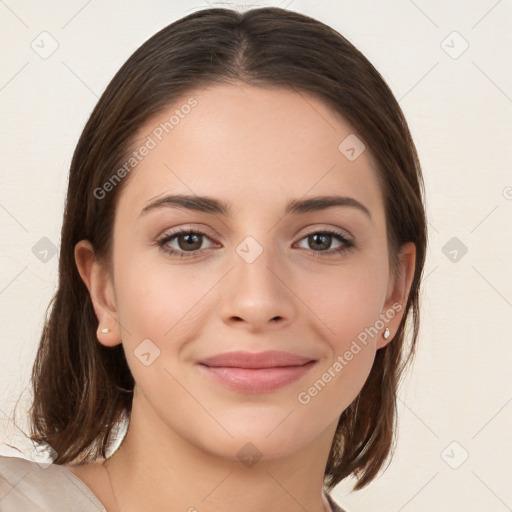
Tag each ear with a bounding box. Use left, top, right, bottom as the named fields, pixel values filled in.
left=74, top=239, right=121, bottom=347
left=377, top=241, right=416, bottom=349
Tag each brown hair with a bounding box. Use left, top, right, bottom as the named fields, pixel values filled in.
left=29, top=6, right=427, bottom=491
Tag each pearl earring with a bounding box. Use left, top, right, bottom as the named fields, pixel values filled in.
left=383, top=327, right=390, bottom=339
left=101, top=327, right=110, bottom=333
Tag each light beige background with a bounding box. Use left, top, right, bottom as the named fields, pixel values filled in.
left=1, top=1, right=511, bottom=510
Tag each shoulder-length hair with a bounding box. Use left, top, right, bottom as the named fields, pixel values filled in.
left=29, top=6, right=427, bottom=491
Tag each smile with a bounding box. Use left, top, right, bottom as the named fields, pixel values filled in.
left=197, top=350, right=317, bottom=393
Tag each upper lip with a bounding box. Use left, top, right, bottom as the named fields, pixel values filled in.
left=199, top=350, right=315, bottom=369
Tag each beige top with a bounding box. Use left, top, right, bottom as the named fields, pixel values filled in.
left=0, top=455, right=347, bottom=511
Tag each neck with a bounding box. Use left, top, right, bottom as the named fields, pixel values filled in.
left=104, top=390, right=337, bottom=512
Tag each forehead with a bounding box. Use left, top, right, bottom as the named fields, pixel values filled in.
left=116, top=82, right=384, bottom=219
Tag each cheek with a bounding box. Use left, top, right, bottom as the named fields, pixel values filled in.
left=296, top=342, right=375, bottom=428
left=293, top=257, right=388, bottom=415
left=112, top=257, right=206, bottom=418
left=299, top=255, right=389, bottom=345
left=113, top=253, right=213, bottom=343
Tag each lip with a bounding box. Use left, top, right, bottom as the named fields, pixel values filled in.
left=197, top=350, right=317, bottom=393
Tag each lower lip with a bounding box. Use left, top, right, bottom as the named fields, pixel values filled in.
left=197, top=361, right=316, bottom=393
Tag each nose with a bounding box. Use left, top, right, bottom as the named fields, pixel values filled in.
left=219, top=242, right=297, bottom=332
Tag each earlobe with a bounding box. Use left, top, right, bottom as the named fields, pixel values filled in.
left=74, top=240, right=121, bottom=347
left=377, top=241, right=416, bottom=349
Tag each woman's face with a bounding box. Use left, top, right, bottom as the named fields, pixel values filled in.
left=83, top=82, right=414, bottom=462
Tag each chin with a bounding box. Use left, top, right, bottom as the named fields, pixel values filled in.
left=192, top=412, right=327, bottom=463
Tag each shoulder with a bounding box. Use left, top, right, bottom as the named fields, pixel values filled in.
left=0, top=455, right=106, bottom=511
left=325, top=490, right=349, bottom=512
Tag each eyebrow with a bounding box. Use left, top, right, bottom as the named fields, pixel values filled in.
left=139, top=194, right=371, bottom=220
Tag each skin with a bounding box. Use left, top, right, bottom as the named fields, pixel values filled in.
left=70, top=82, right=415, bottom=512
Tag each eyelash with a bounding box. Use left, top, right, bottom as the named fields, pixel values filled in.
left=156, top=227, right=355, bottom=259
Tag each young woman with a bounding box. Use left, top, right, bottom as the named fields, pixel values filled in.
left=0, top=6, right=426, bottom=512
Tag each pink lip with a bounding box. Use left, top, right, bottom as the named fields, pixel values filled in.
left=197, top=350, right=316, bottom=393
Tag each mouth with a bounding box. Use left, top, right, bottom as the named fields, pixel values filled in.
left=197, top=350, right=317, bottom=393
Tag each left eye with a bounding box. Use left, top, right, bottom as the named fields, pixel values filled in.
left=158, top=230, right=215, bottom=256
left=295, top=231, right=351, bottom=252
